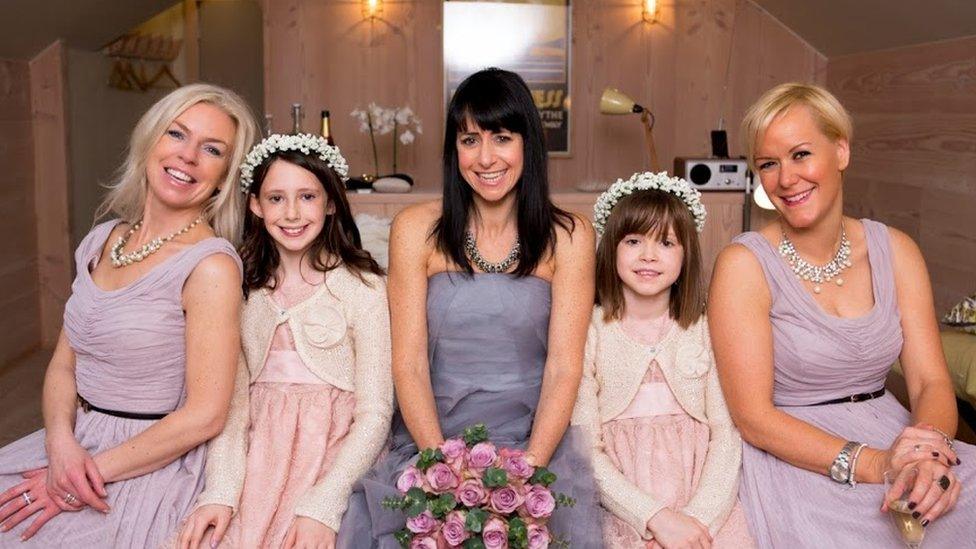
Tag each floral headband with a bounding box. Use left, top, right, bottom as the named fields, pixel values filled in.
left=593, top=171, right=707, bottom=235
left=239, top=133, right=350, bottom=193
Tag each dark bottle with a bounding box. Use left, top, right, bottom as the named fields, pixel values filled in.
left=291, top=103, right=303, bottom=134
left=320, top=110, right=335, bottom=146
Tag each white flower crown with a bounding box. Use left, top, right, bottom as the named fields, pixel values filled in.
left=239, top=133, right=350, bottom=193
left=593, top=171, right=707, bottom=235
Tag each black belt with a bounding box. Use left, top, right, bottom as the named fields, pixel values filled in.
left=806, top=388, right=886, bottom=406
left=77, top=395, right=168, bottom=420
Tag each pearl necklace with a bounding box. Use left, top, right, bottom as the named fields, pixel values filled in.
left=110, top=215, right=205, bottom=268
left=777, top=224, right=853, bottom=294
left=464, top=230, right=520, bottom=274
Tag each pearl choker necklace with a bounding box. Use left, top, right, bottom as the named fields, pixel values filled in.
left=777, top=224, right=853, bottom=294
left=111, top=216, right=204, bottom=268
left=464, top=231, right=520, bottom=274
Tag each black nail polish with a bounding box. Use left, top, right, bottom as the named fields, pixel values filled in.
left=908, top=501, right=917, bottom=510
left=912, top=511, right=921, bottom=519
left=921, top=519, right=930, bottom=527
left=932, top=451, right=940, bottom=457
left=956, top=458, right=962, bottom=465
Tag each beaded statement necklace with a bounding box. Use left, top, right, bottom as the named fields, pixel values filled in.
left=777, top=224, right=853, bottom=294
left=464, top=230, right=520, bottom=274
left=110, top=215, right=204, bottom=268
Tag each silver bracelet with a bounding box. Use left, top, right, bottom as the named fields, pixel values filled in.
left=848, top=443, right=868, bottom=488
left=930, top=426, right=954, bottom=449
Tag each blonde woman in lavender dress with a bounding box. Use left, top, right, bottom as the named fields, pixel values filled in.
left=709, top=83, right=975, bottom=547
left=573, top=180, right=754, bottom=548
left=0, top=84, right=257, bottom=547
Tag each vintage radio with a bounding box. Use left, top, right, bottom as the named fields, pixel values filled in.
left=673, top=157, right=749, bottom=191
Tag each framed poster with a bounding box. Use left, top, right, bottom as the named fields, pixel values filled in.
left=443, top=0, right=572, bottom=156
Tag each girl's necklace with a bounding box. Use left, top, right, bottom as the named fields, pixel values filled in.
left=621, top=313, right=672, bottom=347
left=110, top=215, right=204, bottom=268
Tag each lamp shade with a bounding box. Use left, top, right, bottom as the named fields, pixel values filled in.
left=599, top=88, right=643, bottom=115
left=753, top=181, right=776, bottom=210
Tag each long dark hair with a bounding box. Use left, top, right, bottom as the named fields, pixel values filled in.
left=239, top=149, right=383, bottom=295
left=432, top=67, right=575, bottom=276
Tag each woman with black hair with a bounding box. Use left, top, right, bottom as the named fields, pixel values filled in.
left=337, top=68, right=602, bottom=547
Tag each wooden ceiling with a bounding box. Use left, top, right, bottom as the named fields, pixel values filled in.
left=751, top=0, right=976, bottom=56
left=0, top=0, right=175, bottom=59
left=2, top=1, right=975, bottom=61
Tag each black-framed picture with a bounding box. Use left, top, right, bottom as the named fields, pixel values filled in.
left=443, top=0, right=572, bottom=156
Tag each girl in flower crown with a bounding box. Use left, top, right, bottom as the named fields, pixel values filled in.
left=572, top=172, right=755, bottom=548
left=177, top=134, right=393, bottom=549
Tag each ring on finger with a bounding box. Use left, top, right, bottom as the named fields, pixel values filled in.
left=21, top=492, right=31, bottom=505
left=937, top=475, right=951, bottom=491
left=64, top=493, right=77, bottom=505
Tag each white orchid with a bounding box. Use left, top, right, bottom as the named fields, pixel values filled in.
left=350, top=103, right=423, bottom=175
left=399, top=129, right=415, bottom=145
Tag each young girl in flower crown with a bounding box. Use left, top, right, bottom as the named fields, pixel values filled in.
left=177, top=134, right=393, bottom=549
left=572, top=172, right=755, bottom=549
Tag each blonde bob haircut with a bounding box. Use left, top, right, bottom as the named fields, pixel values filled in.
left=95, top=83, right=259, bottom=246
left=741, top=82, right=853, bottom=171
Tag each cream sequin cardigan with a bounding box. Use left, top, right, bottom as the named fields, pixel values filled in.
left=571, top=307, right=742, bottom=540
left=195, top=267, right=393, bottom=531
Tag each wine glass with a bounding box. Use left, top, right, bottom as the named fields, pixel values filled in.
left=884, top=468, right=925, bottom=549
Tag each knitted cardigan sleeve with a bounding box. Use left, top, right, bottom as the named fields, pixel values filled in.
left=293, top=274, right=394, bottom=531
left=194, top=351, right=251, bottom=512
left=680, top=321, right=743, bottom=534
left=571, top=321, right=666, bottom=540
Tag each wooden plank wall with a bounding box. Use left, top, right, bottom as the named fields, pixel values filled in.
left=0, top=57, right=41, bottom=366
left=261, top=0, right=825, bottom=191
left=29, top=41, right=72, bottom=348
left=827, top=36, right=976, bottom=315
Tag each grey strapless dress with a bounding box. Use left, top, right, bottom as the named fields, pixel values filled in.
left=337, top=273, right=602, bottom=548
left=733, top=219, right=976, bottom=548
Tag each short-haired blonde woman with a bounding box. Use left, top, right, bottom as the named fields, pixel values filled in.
left=709, top=82, right=975, bottom=547
left=0, top=83, right=257, bottom=546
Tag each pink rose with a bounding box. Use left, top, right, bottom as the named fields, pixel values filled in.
left=442, top=511, right=470, bottom=547
left=522, top=485, right=556, bottom=519
left=482, top=516, right=509, bottom=549
left=406, top=510, right=439, bottom=535
left=469, top=442, right=498, bottom=470
left=489, top=486, right=524, bottom=515
left=410, top=536, right=438, bottom=549
left=527, top=524, right=550, bottom=549
left=397, top=465, right=425, bottom=493
left=499, top=448, right=534, bottom=480
left=440, top=438, right=467, bottom=461
left=425, top=462, right=459, bottom=494
left=455, top=478, right=488, bottom=507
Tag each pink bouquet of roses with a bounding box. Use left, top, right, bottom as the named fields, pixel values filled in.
left=382, top=424, right=575, bottom=549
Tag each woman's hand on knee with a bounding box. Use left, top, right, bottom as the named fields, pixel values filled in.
left=903, top=460, right=961, bottom=526
left=282, top=516, right=337, bottom=549
left=178, top=504, right=232, bottom=549
left=0, top=469, right=63, bottom=541
left=44, top=432, right=109, bottom=512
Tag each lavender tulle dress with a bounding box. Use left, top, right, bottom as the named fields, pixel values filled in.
left=337, top=273, right=602, bottom=548
left=0, top=220, right=242, bottom=548
left=732, top=219, right=976, bottom=548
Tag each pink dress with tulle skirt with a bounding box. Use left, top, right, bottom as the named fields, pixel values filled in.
left=601, top=364, right=755, bottom=548
left=219, top=285, right=357, bottom=548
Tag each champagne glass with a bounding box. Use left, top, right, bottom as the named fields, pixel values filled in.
left=884, top=468, right=925, bottom=549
